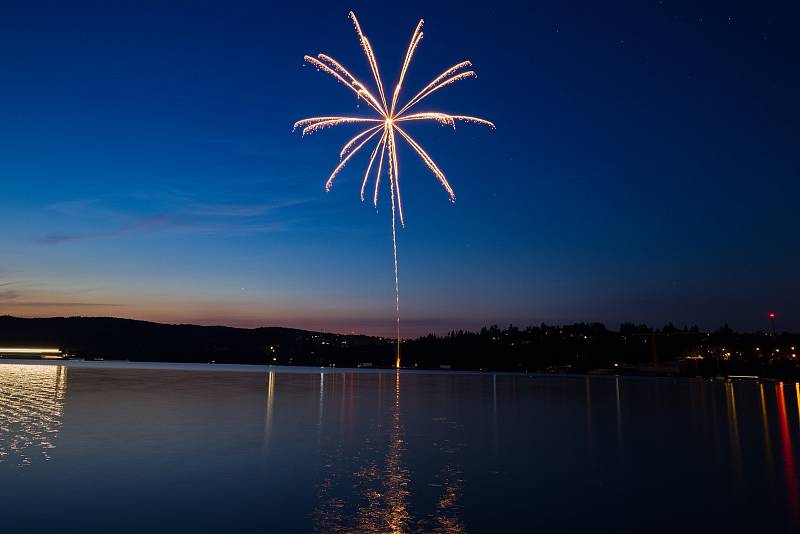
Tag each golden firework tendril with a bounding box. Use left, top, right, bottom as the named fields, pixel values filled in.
left=294, top=11, right=494, bottom=367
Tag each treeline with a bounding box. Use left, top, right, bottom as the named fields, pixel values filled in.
left=402, top=322, right=800, bottom=378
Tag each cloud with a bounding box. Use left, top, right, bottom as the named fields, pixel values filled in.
left=0, top=281, right=118, bottom=309
left=46, top=199, right=98, bottom=215
left=188, top=198, right=311, bottom=218
left=2, top=301, right=119, bottom=308
left=46, top=198, right=127, bottom=221
left=32, top=214, right=180, bottom=245
left=0, top=288, right=21, bottom=301
left=33, top=190, right=313, bottom=246
left=33, top=208, right=294, bottom=245
left=33, top=232, right=102, bottom=245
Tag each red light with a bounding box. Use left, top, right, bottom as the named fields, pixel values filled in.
left=769, top=313, right=777, bottom=319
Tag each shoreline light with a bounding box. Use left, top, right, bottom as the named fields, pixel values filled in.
left=0, top=348, right=62, bottom=354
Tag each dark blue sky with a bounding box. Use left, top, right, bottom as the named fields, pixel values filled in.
left=1, top=1, right=798, bottom=335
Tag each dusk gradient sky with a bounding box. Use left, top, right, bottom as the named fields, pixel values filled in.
left=1, top=1, right=799, bottom=336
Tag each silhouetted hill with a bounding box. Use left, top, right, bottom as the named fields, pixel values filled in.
left=0, top=316, right=393, bottom=366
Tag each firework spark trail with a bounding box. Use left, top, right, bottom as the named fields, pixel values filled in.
left=397, top=113, right=495, bottom=129
left=394, top=126, right=454, bottom=202
left=294, top=11, right=494, bottom=367
left=373, top=133, right=387, bottom=207
left=388, top=141, right=401, bottom=369
left=395, top=62, right=473, bottom=115
left=325, top=127, right=383, bottom=192
left=391, top=20, right=424, bottom=114
left=360, top=130, right=385, bottom=201
left=397, top=71, right=478, bottom=117
left=350, top=12, right=389, bottom=110
left=341, top=125, right=383, bottom=159
left=299, top=117, right=382, bottom=137
left=387, top=126, right=404, bottom=225
left=302, top=56, right=386, bottom=116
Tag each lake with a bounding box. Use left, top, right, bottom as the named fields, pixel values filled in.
left=1, top=361, right=799, bottom=533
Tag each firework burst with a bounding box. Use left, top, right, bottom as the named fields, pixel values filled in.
left=294, top=11, right=494, bottom=367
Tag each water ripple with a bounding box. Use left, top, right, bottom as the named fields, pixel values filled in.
left=0, top=365, right=67, bottom=468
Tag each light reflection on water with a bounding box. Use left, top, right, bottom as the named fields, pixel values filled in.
left=2, top=362, right=800, bottom=533
left=312, top=371, right=462, bottom=533
left=776, top=382, right=800, bottom=529
left=759, top=383, right=775, bottom=484
left=0, top=364, right=67, bottom=467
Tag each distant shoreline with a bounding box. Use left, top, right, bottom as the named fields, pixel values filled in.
left=2, top=315, right=800, bottom=380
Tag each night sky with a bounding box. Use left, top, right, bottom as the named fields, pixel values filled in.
left=1, top=1, right=798, bottom=336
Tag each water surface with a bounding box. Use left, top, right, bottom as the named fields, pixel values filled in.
left=1, top=361, right=799, bottom=533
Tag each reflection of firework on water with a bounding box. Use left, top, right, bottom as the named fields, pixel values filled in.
left=294, top=12, right=494, bottom=367
left=311, top=372, right=464, bottom=533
